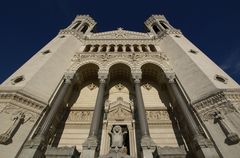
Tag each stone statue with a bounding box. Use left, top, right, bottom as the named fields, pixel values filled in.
left=0, top=111, right=25, bottom=144
left=109, top=125, right=127, bottom=149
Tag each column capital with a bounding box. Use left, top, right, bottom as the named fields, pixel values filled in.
left=64, top=73, right=76, bottom=84
left=165, top=73, right=176, bottom=83
left=132, top=69, right=142, bottom=84
left=98, top=71, right=108, bottom=84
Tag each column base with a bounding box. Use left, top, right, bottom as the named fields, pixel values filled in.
left=193, top=135, right=220, bottom=158
left=45, top=146, right=80, bottom=158
left=141, top=135, right=156, bottom=158
left=154, top=146, right=187, bottom=158
left=18, top=136, right=47, bottom=158
left=81, top=136, right=98, bottom=158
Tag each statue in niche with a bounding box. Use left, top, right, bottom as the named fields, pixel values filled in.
left=109, top=125, right=127, bottom=149
left=0, top=111, right=25, bottom=144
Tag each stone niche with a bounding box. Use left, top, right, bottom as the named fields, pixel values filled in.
left=99, top=97, right=137, bottom=158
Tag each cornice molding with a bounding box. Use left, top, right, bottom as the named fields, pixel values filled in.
left=0, top=91, right=47, bottom=115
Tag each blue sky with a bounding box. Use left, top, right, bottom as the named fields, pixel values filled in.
left=0, top=0, right=239, bottom=83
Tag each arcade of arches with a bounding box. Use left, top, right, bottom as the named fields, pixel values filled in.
left=48, top=63, right=189, bottom=158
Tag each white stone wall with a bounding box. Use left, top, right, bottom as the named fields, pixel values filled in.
left=158, top=34, right=240, bottom=102
left=0, top=35, right=84, bottom=104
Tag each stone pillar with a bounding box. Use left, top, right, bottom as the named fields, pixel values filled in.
left=106, top=45, right=111, bottom=52
left=114, top=45, right=118, bottom=52
left=122, top=45, right=126, bottom=52
left=128, top=122, right=137, bottom=157
left=166, top=74, right=220, bottom=158
left=132, top=73, right=156, bottom=158
left=81, top=73, right=108, bottom=158
left=18, top=73, right=75, bottom=158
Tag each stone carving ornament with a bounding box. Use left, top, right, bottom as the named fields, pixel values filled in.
left=0, top=111, right=26, bottom=144
left=115, top=83, right=124, bottom=91
left=67, top=110, right=93, bottom=122
left=146, top=110, right=169, bottom=121
left=109, top=125, right=127, bottom=149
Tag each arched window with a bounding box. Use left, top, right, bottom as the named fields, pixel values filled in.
left=133, top=45, right=140, bottom=52
left=92, top=45, right=99, bottom=52
left=117, top=45, right=123, bottom=52
left=109, top=44, right=115, bottom=52
left=84, top=45, right=92, bottom=52
left=141, top=45, right=148, bottom=52
left=100, top=45, right=107, bottom=52
left=152, top=24, right=161, bottom=34
left=149, top=44, right=157, bottom=52
left=81, top=24, right=89, bottom=33
left=125, top=45, right=131, bottom=52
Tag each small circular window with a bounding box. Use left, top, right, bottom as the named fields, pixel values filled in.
left=214, top=75, right=228, bottom=84
left=11, top=75, right=24, bottom=85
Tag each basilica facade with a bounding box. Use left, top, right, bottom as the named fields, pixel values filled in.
left=0, top=15, right=240, bottom=158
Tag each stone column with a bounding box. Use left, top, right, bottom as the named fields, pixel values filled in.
left=106, top=45, right=111, bottom=52
left=114, top=45, right=118, bottom=52
left=18, top=73, right=75, bottom=158
left=82, top=73, right=108, bottom=158
left=166, top=74, right=219, bottom=158
left=122, top=45, right=126, bottom=52
left=132, top=73, right=156, bottom=158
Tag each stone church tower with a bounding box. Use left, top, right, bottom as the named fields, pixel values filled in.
left=0, top=14, right=240, bottom=158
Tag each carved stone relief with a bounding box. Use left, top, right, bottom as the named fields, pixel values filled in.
left=105, top=97, right=134, bottom=121
left=115, top=83, right=124, bottom=91
left=87, top=83, right=97, bottom=91
left=0, top=104, right=37, bottom=123
left=69, top=52, right=172, bottom=75
left=0, top=111, right=25, bottom=144
left=193, top=91, right=239, bottom=121
left=146, top=110, right=169, bottom=121
left=67, top=110, right=93, bottom=122
left=142, top=83, right=152, bottom=90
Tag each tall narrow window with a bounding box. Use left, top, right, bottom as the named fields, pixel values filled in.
left=160, top=21, right=169, bottom=29
left=152, top=25, right=161, bottom=34
left=72, top=22, right=81, bottom=30
left=81, top=24, right=89, bottom=33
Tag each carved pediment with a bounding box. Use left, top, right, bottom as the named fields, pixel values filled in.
left=105, top=97, right=134, bottom=121
left=90, top=28, right=151, bottom=40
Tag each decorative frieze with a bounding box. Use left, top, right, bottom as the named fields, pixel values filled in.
left=67, top=110, right=93, bottom=122
left=146, top=110, right=170, bottom=122
left=105, top=97, right=134, bottom=121
left=193, top=91, right=240, bottom=121
left=72, top=52, right=168, bottom=63
left=89, top=28, right=151, bottom=40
